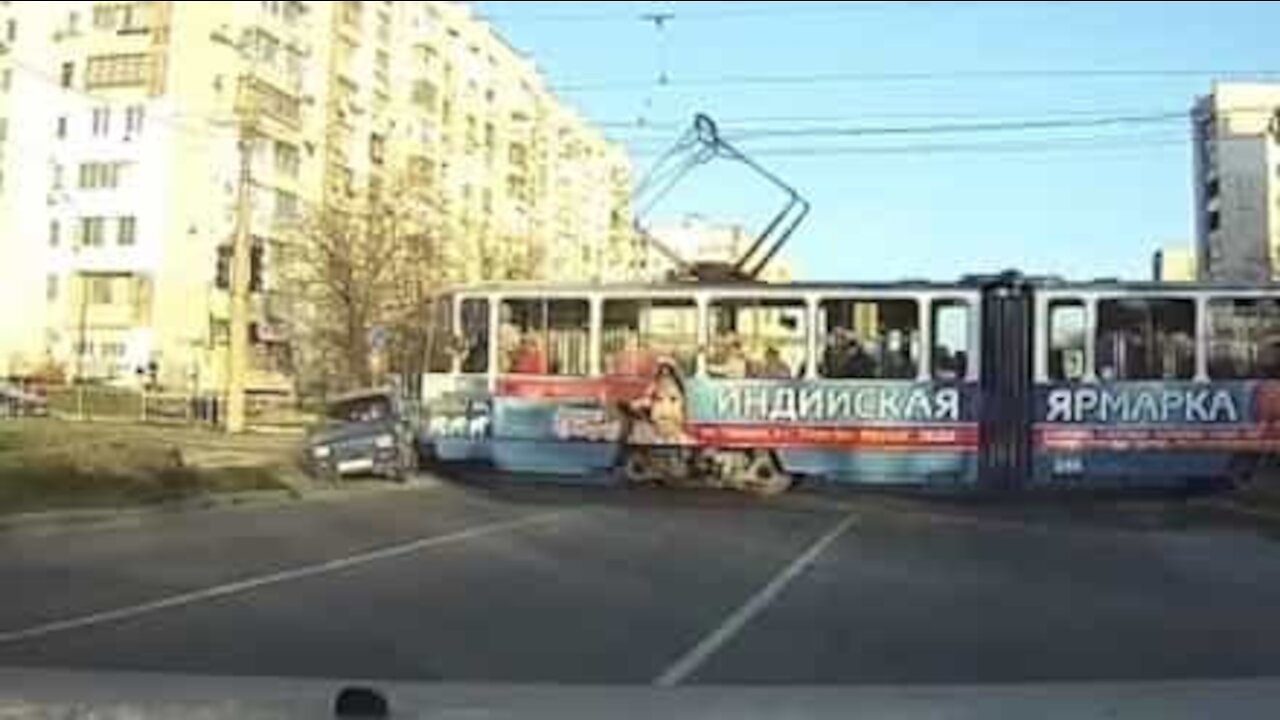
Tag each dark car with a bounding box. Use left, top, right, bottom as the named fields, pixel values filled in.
left=304, top=388, right=417, bottom=481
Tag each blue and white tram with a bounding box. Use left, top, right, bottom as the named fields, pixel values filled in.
left=417, top=273, right=1280, bottom=492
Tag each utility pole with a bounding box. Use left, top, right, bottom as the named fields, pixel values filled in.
left=208, top=29, right=261, bottom=433
left=224, top=95, right=256, bottom=433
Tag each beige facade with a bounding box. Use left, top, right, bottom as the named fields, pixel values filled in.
left=1151, top=244, right=1197, bottom=282
left=0, top=2, right=636, bottom=389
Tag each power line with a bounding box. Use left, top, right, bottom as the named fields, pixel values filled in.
left=728, top=111, right=1189, bottom=139
left=626, top=132, right=1189, bottom=158
left=605, top=105, right=1280, bottom=146
left=599, top=104, right=1280, bottom=130
left=557, top=68, right=1280, bottom=93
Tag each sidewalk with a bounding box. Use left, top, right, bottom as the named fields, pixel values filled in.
left=0, top=475, right=442, bottom=536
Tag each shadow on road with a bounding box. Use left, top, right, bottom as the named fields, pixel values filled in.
left=420, top=462, right=1271, bottom=536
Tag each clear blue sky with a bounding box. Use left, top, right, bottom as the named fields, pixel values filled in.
left=474, top=1, right=1280, bottom=281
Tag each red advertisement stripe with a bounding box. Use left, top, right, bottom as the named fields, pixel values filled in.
left=497, top=376, right=649, bottom=401
left=1034, top=424, right=1280, bottom=451
left=688, top=423, right=979, bottom=451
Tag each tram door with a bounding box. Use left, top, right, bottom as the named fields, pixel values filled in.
left=978, top=275, right=1035, bottom=490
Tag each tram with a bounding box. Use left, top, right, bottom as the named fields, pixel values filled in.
left=415, top=115, right=1277, bottom=493
left=416, top=274, right=1280, bottom=493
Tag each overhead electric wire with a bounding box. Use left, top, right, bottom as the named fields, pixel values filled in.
left=557, top=68, right=1280, bottom=93
left=599, top=103, right=1280, bottom=131
left=627, top=133, right=1189, bottom=158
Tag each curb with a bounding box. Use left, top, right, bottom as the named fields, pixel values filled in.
left=0, top=475, right=442, bottom=536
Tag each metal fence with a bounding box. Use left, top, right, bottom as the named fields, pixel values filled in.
left=29, top=385, right=314, bottom=432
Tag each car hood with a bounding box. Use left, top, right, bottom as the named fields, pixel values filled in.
left=4, top=669, right=1280, bottom=720
left=306, top=420, right=395, bottom=447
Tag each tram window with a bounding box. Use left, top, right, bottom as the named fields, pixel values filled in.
left=459, top=298, right=489, bottom=374
left=426, top=295, right=454, bottom=373
left=1208, top=298, right=1280, bottom=379
left=1095, top=298, right=1195, bottom=381
left=602, top=298, right=698, bottom=376
left=931, top=301, right=970, bottom=381
left=709, top=298, right=807, bottom=379
left=1048, top=300, right=1087, bottom=381
left=818, top=299, right=919, bottom=379
left=500, top=298, right=590, bottom=376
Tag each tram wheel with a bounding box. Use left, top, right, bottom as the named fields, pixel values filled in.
left=739, top=452, right=792, bottom=496
left=623, top=449, right=659, bottom=485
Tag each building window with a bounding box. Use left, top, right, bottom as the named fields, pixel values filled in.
left=60, top=61, right=74, bottom=88
left=124, top=104, right=144, bottom=135
left=91, top=107, right=110, bottom=136
left=52, top=163, right=64, bottom=190
left=509, top=143, right=528, bottom=168
left=93, top=4, right=113, bottom=29
left=0, top=117, right=7, bottom=143
left=56, top=115, right=68, bottom=139
left=79, top=217, right=106, bottom=247
left=253, top=29, right=279, bottom=66
left=87, top=275, right=114, bottom=305
left=274, top=190, right=297, bottom=221
left=85, top=53, right=150, bottom=89
left=369, top=133, right=385, bottom=165
left=340, top=0, right=362, bottom=27
left=6, top=19, right=16, bottom=43
left=49, top=220, right=60, bottom=247
left=412, top=80, right=438, bottom=110
left=117, top=216, right=136, bottom=246
left=46, top=274, right=58, bottom=302
left=78, top=161, right=126, bottom=189
left=245, top=79, right=301, bottom=127
left=273, top=140, right=299, bottom=177
left=0, top=69, right=10, bottom=92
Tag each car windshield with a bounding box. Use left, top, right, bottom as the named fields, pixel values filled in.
left=7, top=3, right=1280, bottom=713
left=325, top=396, right=391, bottom=424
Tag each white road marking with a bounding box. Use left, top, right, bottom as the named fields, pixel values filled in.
left=653, top=512, right=857, bottom=687
left=0, top=512, right=566, bottom=645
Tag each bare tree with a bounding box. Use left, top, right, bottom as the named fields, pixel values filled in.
left=277, top=176, right=446, bottom=394
left=278, top=169, right=562, bottom=396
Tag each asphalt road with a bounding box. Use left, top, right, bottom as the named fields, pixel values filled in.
left=3, top=479, right=1280, bottom=685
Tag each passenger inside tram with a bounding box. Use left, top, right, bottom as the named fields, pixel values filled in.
left=511, top=333, right=548, bottom=374
left=707, top=335, right=748, bottom=379
left=608, top=333, right=659, bottom=377
left=758, top=346, right=793, bottom=379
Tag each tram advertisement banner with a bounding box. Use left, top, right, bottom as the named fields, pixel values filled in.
left=1035, top=381, right=1280, bottom=451
left=492, top=375, right=979, bottom=450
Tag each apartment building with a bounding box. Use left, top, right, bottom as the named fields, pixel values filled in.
left=1192, top=82, right=1280, bottom=282
left=0, top=1, right=636, bottom=390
